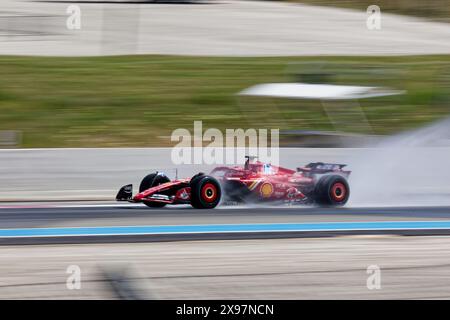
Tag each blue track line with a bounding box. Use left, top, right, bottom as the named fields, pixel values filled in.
left=2, top=220, right=450, bottom=238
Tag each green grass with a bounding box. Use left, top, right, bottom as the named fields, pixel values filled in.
left=0, top=55, right=449, bottom=147
left=291, top=0, right=450, bottom=21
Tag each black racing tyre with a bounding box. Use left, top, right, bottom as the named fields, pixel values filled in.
left=189, top=172, right=205, bottom=187
left=190, top=175, right=222, bottom=209
left=314, top=175, right=350, bottom=206
left=139, top=172, right=170, bottom=208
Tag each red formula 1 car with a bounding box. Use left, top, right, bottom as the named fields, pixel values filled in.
left=116, top=156, right=350, bottom=209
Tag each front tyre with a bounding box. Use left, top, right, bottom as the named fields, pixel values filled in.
left=139, top=173, right=170, bottom=208
left=190, top=175, right=222, bottom=209
left=314, top=175, right=350, bottom=206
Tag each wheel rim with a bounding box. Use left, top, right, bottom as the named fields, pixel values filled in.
left=330, top=182, right=346, bottom=202
left=201, top=183, right=218, bottom=203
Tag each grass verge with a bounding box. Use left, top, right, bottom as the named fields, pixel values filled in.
left=0, top=55, right=449, bottom=147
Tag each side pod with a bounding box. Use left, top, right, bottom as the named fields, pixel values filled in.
left=116, top=184, right=133, bottom=201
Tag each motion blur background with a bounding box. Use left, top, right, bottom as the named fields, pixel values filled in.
left=0, top=0, right=450, bottom=299
left=0, top=0, right=449, bottom=148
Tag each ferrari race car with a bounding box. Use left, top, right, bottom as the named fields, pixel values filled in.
left=116, top=156, right=351, bottom=209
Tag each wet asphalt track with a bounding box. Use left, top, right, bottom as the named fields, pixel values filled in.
left=1, top=204, right=450, bottom=244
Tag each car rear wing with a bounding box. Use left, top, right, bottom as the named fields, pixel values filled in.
left=297, top=162, right=350, bottom=176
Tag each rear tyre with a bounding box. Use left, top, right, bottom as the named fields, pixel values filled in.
left=190, top=175, right=222, bottom=209
left=314, top=175, right=350, bottom=206
left=139, top=173, right=170, bottom=208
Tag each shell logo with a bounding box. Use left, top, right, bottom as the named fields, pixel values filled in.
left=260, top=183, right=274, bottom=198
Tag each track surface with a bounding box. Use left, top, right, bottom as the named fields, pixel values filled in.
left=3, top=0, right=450, bottom=56
left=2, top=206, right=450, bottom=298
left=2, top=205, right=450, bottom=228
left=1, top=204, right=450, bottom=244
left=6, top=237, right=450, bottom=299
